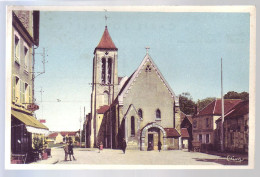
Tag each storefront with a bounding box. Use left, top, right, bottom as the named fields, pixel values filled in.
left=11, top=109, right=49, bottom=163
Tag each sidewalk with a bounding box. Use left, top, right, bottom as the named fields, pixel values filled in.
left=30, top=147, right=62, bottom=164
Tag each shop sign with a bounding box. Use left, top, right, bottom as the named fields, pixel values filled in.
left=27, top=103, right=39, bottom=111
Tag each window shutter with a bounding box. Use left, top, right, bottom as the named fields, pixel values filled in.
left=29, top=85, right=31, bottom=103
left=12, top=76, right=15, bottom=102
left=19, top=80, right=22, bottom=104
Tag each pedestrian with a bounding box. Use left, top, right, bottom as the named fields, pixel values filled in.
left=68, top=141, right=76, bottom=161
left=122, top=138, right=127, bottom=154
left=158, top=141, right=162, bottom=152
left=98, top=142, right=103, bottom=153
left=63, top=142, right=69, bottom=161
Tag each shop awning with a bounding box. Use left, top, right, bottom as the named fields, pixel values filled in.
left=11, top=109, right=49, bottom=134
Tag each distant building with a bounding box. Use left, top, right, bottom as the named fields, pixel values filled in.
left=180, top=112, right=193, bottom=150
left=11, top=10, right=48, bottom=162
left=192, top=99, right=242, bottom=150
left=216, top=100, right=249, bottom=153
left=85, top=26, right=183, bottom=151
left=47, top=131, right=80, bottom=144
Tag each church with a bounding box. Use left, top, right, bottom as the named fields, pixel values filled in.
left=85, top=26, right=183, bottom=151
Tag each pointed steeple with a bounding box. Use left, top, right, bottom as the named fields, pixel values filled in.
left=95, top=26, right=117, bottom=53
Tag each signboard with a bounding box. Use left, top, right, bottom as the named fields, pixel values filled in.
left=27, top=103, right=39, bottom=111
left=39, top=119, right=46, bottom=123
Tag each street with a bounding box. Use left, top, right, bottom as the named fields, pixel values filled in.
left=35, top=147, right=248, bottom=165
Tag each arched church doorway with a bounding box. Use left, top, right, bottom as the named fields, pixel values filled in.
left=140, top=123, right=166, bottom=151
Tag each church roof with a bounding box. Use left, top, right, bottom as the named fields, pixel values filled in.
left=95, top=26, right=117, bottom=52
left=97, top=105, right=110, bottom=114
left=118, top=54, right=178, bottom=106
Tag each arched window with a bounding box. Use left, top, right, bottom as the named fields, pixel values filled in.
left=156, top=109, right=161, bottom=119
left=101, top=58, right=106, bottom=84
left=107, top=58, right=112, bottom=84
left=131, top=116, right=135, bottom=136
left=138, top=109, right=143, bottom=119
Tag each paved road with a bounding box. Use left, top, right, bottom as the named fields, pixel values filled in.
left=42, top=147, right=247, bottom=165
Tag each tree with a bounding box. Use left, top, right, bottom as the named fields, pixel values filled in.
left=224, top=91, right=249, bottom=101
left=179, top=92, right=196, bottom=115
left=197, top=97, right=216, bottom=111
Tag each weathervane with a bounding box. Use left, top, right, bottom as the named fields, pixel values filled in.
left=104, top=9, right=109, bottom=26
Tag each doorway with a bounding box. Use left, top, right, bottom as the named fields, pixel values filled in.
left=148, top=134, right=154, bottom=151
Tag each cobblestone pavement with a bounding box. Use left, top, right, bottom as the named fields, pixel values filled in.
left=34, top=147, right=248, bottom=166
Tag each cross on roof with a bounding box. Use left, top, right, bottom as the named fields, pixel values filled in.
left=145, top=47, right=150, bottom=54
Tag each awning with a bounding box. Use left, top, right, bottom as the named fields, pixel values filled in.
left=11, top=109, right=49, bottom=134
left=26, top=126, right=49, bottom=135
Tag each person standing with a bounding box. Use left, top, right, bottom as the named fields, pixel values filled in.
left=68, top=141, right=76, bottom=161
left=98, top=142, right=103, bottom=153
left=63, top=142, right=69, bottom=161
left=122, top=138, right=127, bottom=154
left=158, top=141, right=162, bottom=152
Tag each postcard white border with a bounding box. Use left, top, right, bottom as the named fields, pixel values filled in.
left=5, top=5, right=256, bottom=170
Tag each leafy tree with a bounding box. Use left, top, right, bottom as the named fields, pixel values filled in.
left=179, top=92, right=196, bottom=115
left=224, top=91, right=249, bottom=101
left=197, top=97, right=216, bottom=111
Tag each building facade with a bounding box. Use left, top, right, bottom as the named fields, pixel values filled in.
left=11, top=10, right=48, bottom=162
left=85, top=26, right=183, bottom=150
left=216, top=100, right=249, bottom=153
left=192, top=99, right=242, bottom=150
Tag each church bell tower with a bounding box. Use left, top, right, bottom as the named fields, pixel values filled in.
left=90, top=26, right=119, bottom=147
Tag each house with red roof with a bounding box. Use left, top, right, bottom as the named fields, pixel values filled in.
left=192, top=99, right=242, bottom=150
left=216, top=100, right=249, bottom=153
left=47, top=131, right=79, bottom=144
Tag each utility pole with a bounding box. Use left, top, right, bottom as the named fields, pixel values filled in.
left=221, top=58, right=225, bottom=152
left=84, top=106, right=86, bottom=148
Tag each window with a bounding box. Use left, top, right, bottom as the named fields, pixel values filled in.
left=101, top=58, right=106, bottom=84
left=131, top=116, right=135, bottom=136
left=107, top=58, right=112, bottom=84
left=156, top=109, right=161, bottom=119
left=138, top=109, right=143, bottom=119
left=14, top=35, right=20, bottom=63
left=199, top=134, right=202, bottom=143
left=193, top=120, right=197, bottom=128
left=206, top=118, right=210, bottom=128
left=145, top=65, right=152, bottom=72
left=20, top=80, right=25, bottom=104
left=24, top=46, right=29, bottom=72
left=206, top=134, right=210, bottom=143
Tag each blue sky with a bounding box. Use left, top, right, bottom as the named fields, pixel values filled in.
left=34, top=11, right=249, bottom=131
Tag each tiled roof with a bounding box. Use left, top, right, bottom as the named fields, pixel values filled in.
left=48, top=132, right=58, bottom=138
left=197, top=99, right=242, bottom=116
left=225, top=100, right=249, bottom=119
left=181, top=128, right=190, bottom=138
left=97, top=105, right=110, bottom=114
left=165, top=128, right=181, bottom=137
left=60, top=131, right=77, bottom=137
left=95, top=26, right=117, bottom=50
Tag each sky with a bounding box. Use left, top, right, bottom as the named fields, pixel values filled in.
left=33, top=11, right=250, bottom=131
